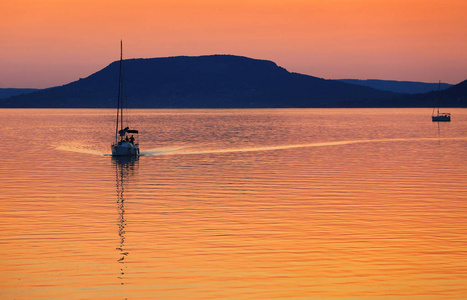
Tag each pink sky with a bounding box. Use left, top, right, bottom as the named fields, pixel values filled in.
left=1, top=0, right=466, bottom=88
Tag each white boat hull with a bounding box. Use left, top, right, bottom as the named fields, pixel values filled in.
left=111, top=142, right=140, bottom=156
left=432, top=115, right=451, bottom=122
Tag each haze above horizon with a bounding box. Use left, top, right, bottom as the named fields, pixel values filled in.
left=1, top=0, right=466, bottom=89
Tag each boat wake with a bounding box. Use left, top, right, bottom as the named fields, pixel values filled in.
left=140, top=146, right=189, bottom=156
left=56, top=137, right=466, bottom=157
left=142, top=137, right=467, bottom=156
left=56, top=145, right=106, bottom=156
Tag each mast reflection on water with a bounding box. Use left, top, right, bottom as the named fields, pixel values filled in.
left=112, top=156, right=139, bottom=285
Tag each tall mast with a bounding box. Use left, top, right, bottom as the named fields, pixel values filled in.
left=119, top=40, right=124, bottom=133
left=437, top=80, right=440, bottom=116
left=115, top=40, right=123, bottom=143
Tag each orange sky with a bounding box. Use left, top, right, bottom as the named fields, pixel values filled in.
left=1, top=0, right=466, bottom=88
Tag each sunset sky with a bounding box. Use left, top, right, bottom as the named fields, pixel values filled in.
left=1, top=0, right=466, bottom=88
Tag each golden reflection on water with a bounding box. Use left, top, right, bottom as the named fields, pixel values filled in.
left=0, top=108, right=466, bottom=299
left=113, top=156, right=139, bottom=286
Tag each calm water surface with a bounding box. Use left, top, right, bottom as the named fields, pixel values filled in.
left=0, top=108, right=466, bottom=299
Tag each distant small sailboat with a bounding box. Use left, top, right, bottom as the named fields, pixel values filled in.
left=111, top=41, right=140, bottom=156
left=432, top=81, right=451, bottom=122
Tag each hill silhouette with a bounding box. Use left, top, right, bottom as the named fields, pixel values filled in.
left=386, top=79, right=467, bottom=108
left=338, top=79, right=451, bottom=94
left=2, top=55, right=399, bottom=108
left=0, top=88, right=39, bottom=99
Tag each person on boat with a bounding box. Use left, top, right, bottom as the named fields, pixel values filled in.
left=125, top=136, right=129, bottom=142
left=129, top=135, right=135, bottom=144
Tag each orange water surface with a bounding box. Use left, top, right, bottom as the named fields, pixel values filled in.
left=0, top=108, right=466, bottom=299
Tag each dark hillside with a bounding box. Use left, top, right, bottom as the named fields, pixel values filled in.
left=0, top=88, right=39, bottom=99
left=387, top=79, right=467, bottom=108
left=1, top=55, right=397, bottom=108
left=338, top=79, right=451, bottom=94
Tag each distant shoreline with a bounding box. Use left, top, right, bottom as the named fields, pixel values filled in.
left=1, top=55, right=465, bottom=108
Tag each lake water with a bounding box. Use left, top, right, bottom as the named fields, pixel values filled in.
left=0, top=108, right=466, bottom=299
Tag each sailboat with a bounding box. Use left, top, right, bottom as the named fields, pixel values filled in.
left=111, top=41, right=140, bottom=156
left=432, top=81, right=451, bottom=122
